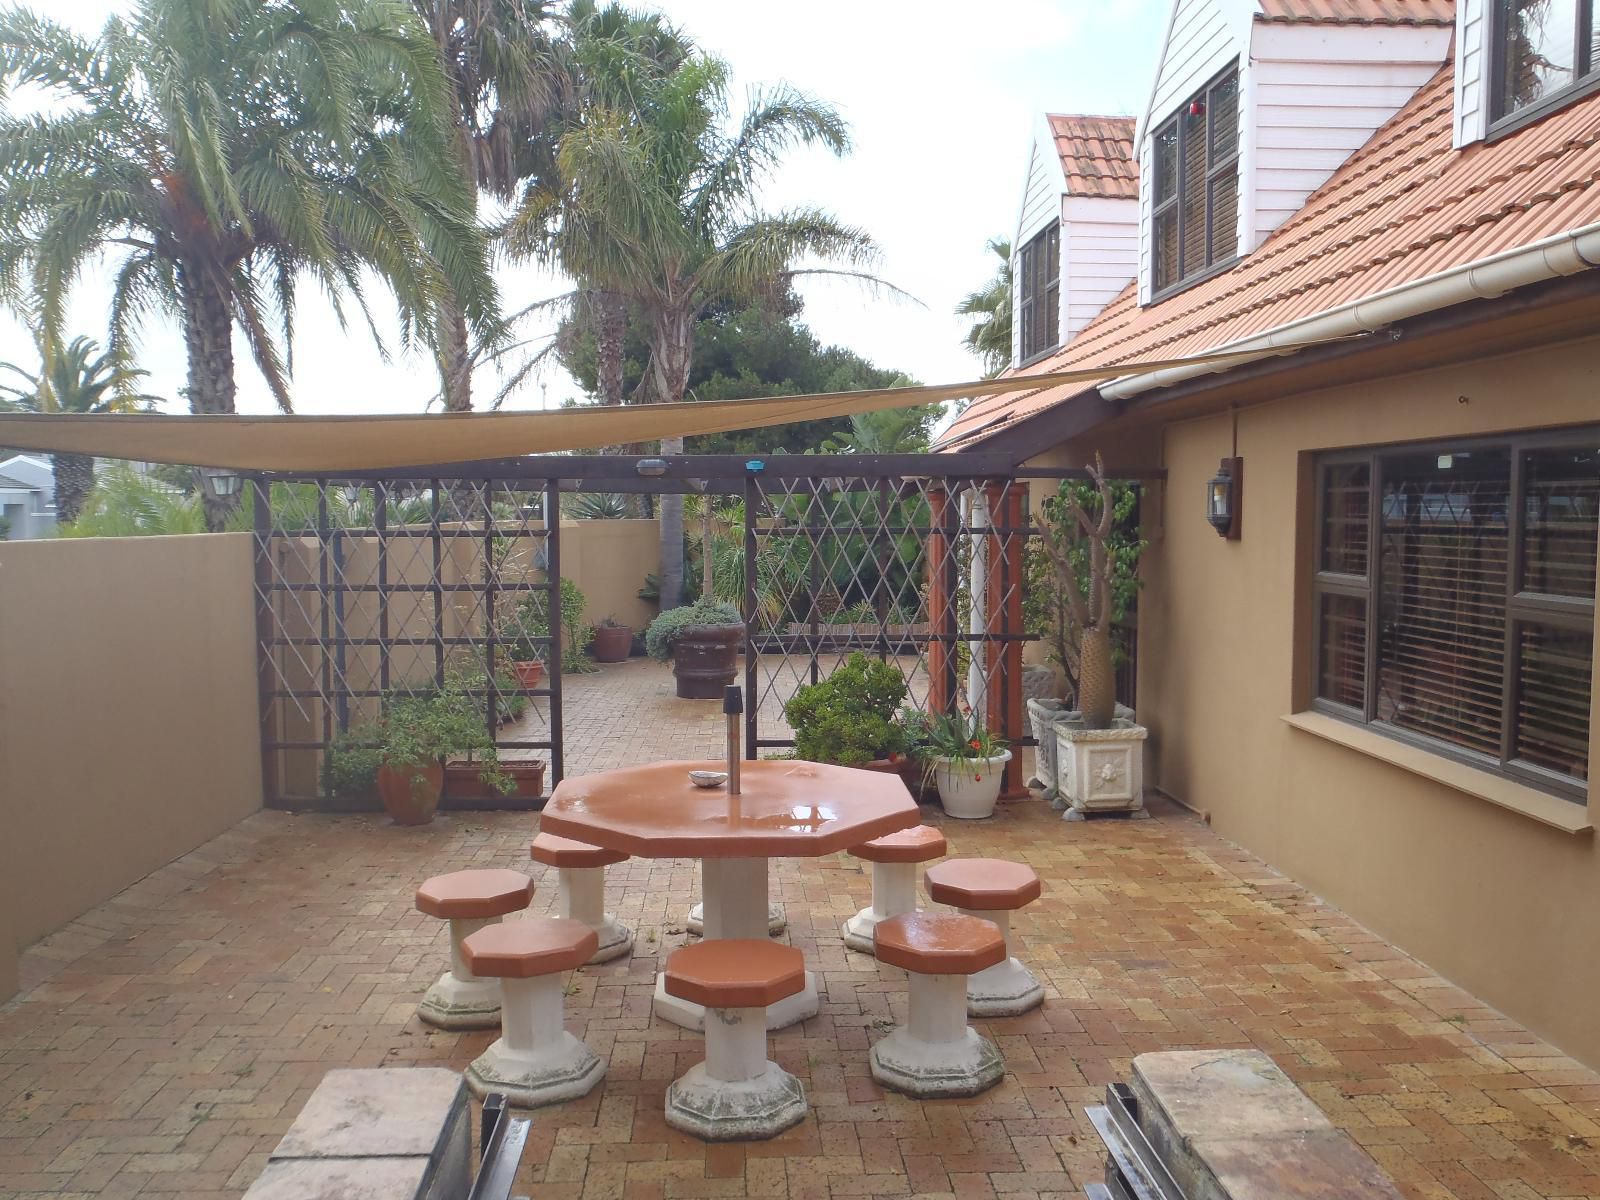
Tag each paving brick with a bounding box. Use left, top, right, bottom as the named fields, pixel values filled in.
left=3, top=660, right=1599, bottom=1198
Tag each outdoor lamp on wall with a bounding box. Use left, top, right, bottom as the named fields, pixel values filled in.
left=636, top=458, right=669, bottom=477
left=202, top=466, right=242, bottom=498
left=1206, top=457, right=1242, bottom=539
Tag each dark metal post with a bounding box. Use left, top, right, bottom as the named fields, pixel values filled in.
left=317, top=483, right=334, bottom=748
left=483, top=483, right=499, bottom=749
left=431, top=479, right=445, bottom=688
left=743, top=474, right=760, bottom=760
left=329, top=485, right=349, bottom=733
left=251, top=476, right=280, bottom=808
left=375, top=482, right=391, bottom=693
left=545, top=479, right=564, bottom=788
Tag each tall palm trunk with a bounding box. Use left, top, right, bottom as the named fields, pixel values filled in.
left=440, top=300, right=473, bottom=412
left=179, top=264, right=240, bottom=531
left=51, top=452, right=95, bottom=525
left=648, top=306, right=695, bottom=610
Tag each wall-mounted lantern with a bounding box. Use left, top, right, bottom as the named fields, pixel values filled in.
left=201, top=466, right=242, bottom=498
left=635, top=458, right=669, bottom=477
left=1206, top=457, right=1242, bottom=539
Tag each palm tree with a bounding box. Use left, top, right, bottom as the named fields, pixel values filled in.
left=0, top=335, right=156, bottom=522
left=957, top=237, right=1013, bottom=377
left=413, top=0, right=567, bottom=410
left=0, top=0, right=498, bottom=524
left=820, top=399, right=940, bottom=455
left=514, top=53, right=880, bottom=609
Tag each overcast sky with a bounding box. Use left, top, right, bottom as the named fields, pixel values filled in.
left=0, top=0, right=1167, bottom=416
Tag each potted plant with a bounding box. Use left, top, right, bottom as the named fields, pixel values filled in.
left=591, top=615, right=633, bottom=663
left=371, top=687, right=508, bottom=825
left=782, top=652, right=908, bottom=768
left=1036, top=455, right=1149, bottom=821
left=918, top=709, right=1012, bottom=820
left=645, top=599, right=743, bottom=699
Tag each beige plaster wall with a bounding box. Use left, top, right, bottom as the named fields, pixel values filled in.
left=0, top=533, right=263, bottom=993
left=560, top=518, right=661, bottom=635
left=1095, top=335, right=1600, bottom=1065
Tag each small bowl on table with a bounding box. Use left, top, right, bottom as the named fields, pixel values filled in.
left=688, top=769, right=728, bottom=789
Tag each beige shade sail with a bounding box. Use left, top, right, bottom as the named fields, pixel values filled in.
left=0, top=345, right=1290, bottom=472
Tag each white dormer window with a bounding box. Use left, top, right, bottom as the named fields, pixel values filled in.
left=1017, top=223, right=1060, bottom=362
left=1490, top=0, right=1600, bottom=132
left=1150, top=66, right=1240, bottom=297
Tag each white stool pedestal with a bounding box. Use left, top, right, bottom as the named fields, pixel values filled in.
left=665, top=1005, right=806, bottom=1141
left=843, top=860, right=918, bottom=954
left=464, top=973, right=603, bottom=1108
left=686, top=901, right=785, bottom=936
left=558, top=866, right=633, bottom=964
left=656, top=859, right=818, bottom=1032
left=418, top=916, right=503, bottom=1030
left=870, top=971, right=1003, bottom=1098
left=957, top=909, right=1043, bottom=1016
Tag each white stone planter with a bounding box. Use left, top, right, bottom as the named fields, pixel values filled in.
left=930, top=751, right=1012, bottom=820
left=1056, top=717, right=1149, bottom=821
left=1026, top=698, right=1069, bottom=801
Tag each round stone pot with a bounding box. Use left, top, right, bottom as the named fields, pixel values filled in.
left=930, top=751, right=1013, bottom=819
left=670, top=623, right=744, bottom=699
left=591, top=624, right=633, bottom=662
left=376, top=762, right=444, bottom=825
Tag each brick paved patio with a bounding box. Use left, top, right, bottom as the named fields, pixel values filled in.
left=3, top=661, right=1599, bottom=1199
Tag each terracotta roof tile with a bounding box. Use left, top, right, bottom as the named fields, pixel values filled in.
left=1255, top=0, right=1455, bottom=24
left=939, top=64, right=1600, bottom=452
left=1047, top=114, right=1138, bottom=199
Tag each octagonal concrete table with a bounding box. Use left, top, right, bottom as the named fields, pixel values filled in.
left=542, top=759, right=917, bottom=1031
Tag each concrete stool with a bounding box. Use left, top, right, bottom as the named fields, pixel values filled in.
left=414, top=868, right=534, bottom=1030
left=686, top=900, right=785, bottom=936
left=530, top=832, right=634, bottom=963
left=842, top=824, right=948, bottom=954
left=662, top=940, right=808, bottom=1141
left=870, top=912, right=1007, bottom=1097
left=461, top=918, right=604, bottom=1108
left=925, top=858, right=1044, bottom=1016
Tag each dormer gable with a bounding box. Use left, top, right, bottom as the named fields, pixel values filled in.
left=1011, top=115, right=1139, bottom=367
left=1135, top=0, right=1453, bottom=304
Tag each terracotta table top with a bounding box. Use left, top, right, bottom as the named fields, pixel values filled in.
left=542, top=759, right=918, bottom=858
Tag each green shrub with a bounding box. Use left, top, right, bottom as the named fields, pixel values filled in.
left=322, top=727, right=382, bottom=797
left=783, top=652, right=909, bottom=766
left=503, top=577, right=593, bottom=672
left=644, top=599, right=741, bottom=661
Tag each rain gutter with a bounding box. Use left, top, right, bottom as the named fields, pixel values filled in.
left=1100, top=220, right=1600, bottom=402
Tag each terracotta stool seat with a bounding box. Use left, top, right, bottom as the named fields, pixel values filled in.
left=460, top=918, right=604, bottom=1108
left=870, top=912, right=1007, bottom=1097
left=924, top=858, right=1044, bottom=1016
left=413, top=869, right=534, bottom=1030
left=842, top=824, right=948, bottom=955
left=530, top=832, right=634, bottom=964
left=661, top=940, right=807, bottom=1141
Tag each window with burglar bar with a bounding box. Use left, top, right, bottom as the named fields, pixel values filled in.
left=1016, top=223, right=1059, bottom=363
left=1312, top=431, right=1598, bottom=800
left=1151, top=66, right=1240, bottom=297
left=1491, top=0, right=1600, bottom=131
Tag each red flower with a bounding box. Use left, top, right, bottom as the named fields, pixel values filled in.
left=969, top=738, right=981, bottom=750
left=974, top=775, right=982, bottom=782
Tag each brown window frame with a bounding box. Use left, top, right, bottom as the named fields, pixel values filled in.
left=1489, top=0, right=1600, bottom=135
left=1150, top=65, right=1241, bottom=299
left=1016, top=223, right=1060, bottom=364
left=1311, top=428, right=1597, bottom=802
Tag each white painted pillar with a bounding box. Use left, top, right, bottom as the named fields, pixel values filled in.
left=965, top=488, right=991, bottom=722
left=872, top=861, right=918, bottom=921
left=447, top=916, right=493, bottom=983
left=907, top=972, right=967, bottom=1045
left=559, top=867, right=604, bottom=927
left=499, top=973, right=566, bottom=1057
left=703, top=1006, right=768, bottom=1083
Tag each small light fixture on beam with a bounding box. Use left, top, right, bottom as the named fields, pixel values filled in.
left=1206, top=457, right=1242, bottom=539
left=636, top=458, right=669, bottom=477
left=201, top=466, right=242, bottom=498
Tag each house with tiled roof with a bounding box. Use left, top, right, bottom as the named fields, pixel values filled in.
left=953, top=0, right=1600, bottom=1067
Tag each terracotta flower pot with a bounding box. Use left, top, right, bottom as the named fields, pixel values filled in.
left=511, top=659, right=544, bottom=688
left=592, top=624, right=633, bottom=663
left=856, top=756, right=931, bottom=802
left=670, top=623, right=744, bottom=699
left=377, top=762, right=444, bottom=825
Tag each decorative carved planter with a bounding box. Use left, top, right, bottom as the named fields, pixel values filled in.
left=1026, top=698, right=1069, bottom=802
left=670, top=623, right=743, bottom=699
left=1056, top=718, right=1148, bottom=822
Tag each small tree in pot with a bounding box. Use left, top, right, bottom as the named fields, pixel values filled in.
left=646, top=599, right=743, bottom=699
left=371, top=687, right=508, bottom=825
left=1035, top=455, right=1149, bottom=821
